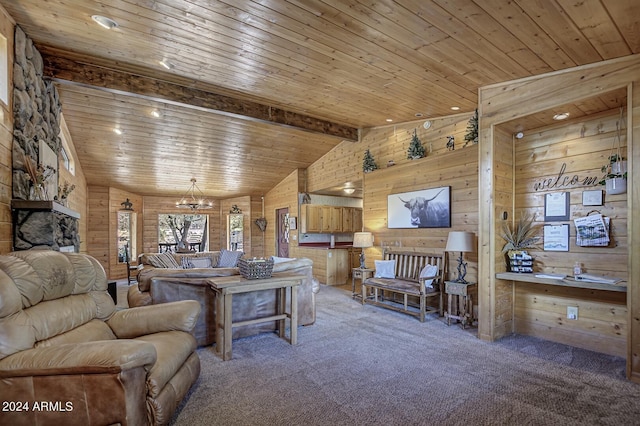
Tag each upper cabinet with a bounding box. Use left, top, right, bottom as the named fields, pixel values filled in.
left=301, top=204, right=362, bottom=233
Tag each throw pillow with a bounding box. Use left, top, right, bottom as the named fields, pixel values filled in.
left=419, top=264, right=439, bottom=288
left=271, top=256, right=294, bottom=264
left=217, top=249, right=243, bottom=267
left=188, top=256, right=213, bottom=269
left=374, top=260, right=396, bottom=278
left=148, top=251, right=180, bottom=268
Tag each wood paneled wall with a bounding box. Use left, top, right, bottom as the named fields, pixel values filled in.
left=219, top=196, right=252, bottom=257
left=478, top=55, right=640, bottom=380
left=506, top=110, right=628, bottom=357
left=58, top=115, right=87, bottom=253
left=87, top=185, right=109, bottom=267
left=86, top=186, right=141, bottom=279
left=0, top=6, right=13, bottom=254
left=362, top=145, right=479, bottom=282
left=250, top=196, right=266, bottom=258
left=264, top=169, right=303, bottom=258
left=307, top=114, right=472, bottom=194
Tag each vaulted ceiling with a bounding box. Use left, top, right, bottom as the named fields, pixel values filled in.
left=2, top=0, right=638, bottom=198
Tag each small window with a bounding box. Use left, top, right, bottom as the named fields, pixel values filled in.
left=0, top=33, right=8, bottom=105
left=61, top=146, right=70, bottom=171
left=59, top=115, right=76, bottom=175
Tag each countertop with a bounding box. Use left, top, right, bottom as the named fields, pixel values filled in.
left=298, top=243, right=354, bottom=249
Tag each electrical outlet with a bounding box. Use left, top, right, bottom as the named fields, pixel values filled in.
left=567, top=306, right=578, bottom=320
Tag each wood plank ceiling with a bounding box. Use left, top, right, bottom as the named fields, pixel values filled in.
left=1, top=0, right=638, bottom=198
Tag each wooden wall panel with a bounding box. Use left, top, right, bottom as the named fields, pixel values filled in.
left=478, top=55, right=640, bottom=381
left=87, top=185, right=109, bottom=270
left=250, top=196, right=266, bottom=258
left=264, top=169, right=302, bottom=258
left=108, top=187, right=142, bottom=280
left=219, top=196, right=252, bottom=256
left=362, top=145, right=479, bottom=282
left=0, top=7, right=13, bottom=254
left=514, top=283, right=626, bottom=357
left=58, top=115, right=87, bottom=254
left=490, top=127, right=516, bottom=340
left=307, top=113, right=472, bottom=194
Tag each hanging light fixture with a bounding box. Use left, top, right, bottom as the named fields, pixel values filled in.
left=176, top=178, right=212, bottom=211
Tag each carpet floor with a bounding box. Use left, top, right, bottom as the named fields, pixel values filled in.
left=118, top=282, right=638, bottom=425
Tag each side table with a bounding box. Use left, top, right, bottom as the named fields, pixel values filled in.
left=352, top=267, right=375, bottom=298
left=208, top=273, right=303, bottom=361
left=444, top=281, right=476, bottom=328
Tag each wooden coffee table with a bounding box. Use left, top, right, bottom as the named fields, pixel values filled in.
left=208, top=273, right=304, bottom=361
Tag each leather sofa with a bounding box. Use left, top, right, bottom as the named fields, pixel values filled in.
left=128, top=251, right=318, bottom=346
left=0, top=250, right=200, bottom=426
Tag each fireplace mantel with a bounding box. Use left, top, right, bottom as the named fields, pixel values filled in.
left=11, top=200, right=80, bottom=219
left=11, top=199, right=81, bottom=251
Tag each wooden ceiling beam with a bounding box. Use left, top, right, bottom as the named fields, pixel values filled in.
left=42, top=54, right=359, bottom=142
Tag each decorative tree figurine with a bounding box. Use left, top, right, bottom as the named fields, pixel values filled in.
left=362, top=149, right=378, bottom=173
left=464, top=109, right=478, bottom=147
left=407, top=129, right=426, bottom=159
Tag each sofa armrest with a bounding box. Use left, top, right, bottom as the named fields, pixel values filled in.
left=107, top=300, right=200, bottom=339
left=0, top=340, right=156, bottom=378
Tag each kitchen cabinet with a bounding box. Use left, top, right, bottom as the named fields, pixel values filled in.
left=300, top=204, right=322, bottom=233
left=297, top=247, right=349, bottom=285
left=300, top=204, right=362, bottom=234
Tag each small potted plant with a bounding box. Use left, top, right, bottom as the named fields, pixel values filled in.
left=500, top=212, right=541, bottom=273
left=599, top=154, right=627, bottom=195
left=599, top=110, right=627, bottom=195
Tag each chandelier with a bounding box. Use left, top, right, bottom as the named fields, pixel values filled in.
left=176, top=178, right=212, bottom=211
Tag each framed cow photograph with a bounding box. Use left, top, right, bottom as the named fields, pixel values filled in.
left=387, top=186, right=451, bottom=228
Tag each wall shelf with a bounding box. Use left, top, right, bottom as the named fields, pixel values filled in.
left=496, top=272, right=627, bottom=293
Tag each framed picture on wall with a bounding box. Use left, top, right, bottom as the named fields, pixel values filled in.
left=544, top=192, right=570, bottom=221
left=582, top=189, right=603, bottom=206
left=387, top=186, right=451, bottom=228
left=543, top=224, right=570, bottom=251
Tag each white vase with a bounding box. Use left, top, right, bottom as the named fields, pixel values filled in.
left=605, top=177, right=626, bottom=195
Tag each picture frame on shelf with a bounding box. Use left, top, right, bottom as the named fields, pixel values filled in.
left=582, top=189, right=603, bottom=206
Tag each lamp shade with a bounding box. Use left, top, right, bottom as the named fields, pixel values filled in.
left=353, top=232, right=374, bottom=248
left=445, top=231, right=474, bottom=253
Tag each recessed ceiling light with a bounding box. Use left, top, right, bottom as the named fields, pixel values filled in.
left=515, top=132, right=524, bottom=139
left=151, top=110, right=160, bottom=118
left=386, top=118, right=393, bottom=122
left=343, top=188, right=355, bottom=195
left=113, top=128, right=123, bottom=135
left=415, top=113, right=423, bottom=117
left=553, top=112, right=570, bottom=120
left=159, top=59, right=174, bottom=70
left=91, top=15, right=118, bottom=30
left=450, top=106, right=460, bottom=111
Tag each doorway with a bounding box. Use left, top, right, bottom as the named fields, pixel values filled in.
left=276, top=207, right=289, bottom=257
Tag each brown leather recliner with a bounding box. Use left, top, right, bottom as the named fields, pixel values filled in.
left=0, top=250, right=201, bottom=426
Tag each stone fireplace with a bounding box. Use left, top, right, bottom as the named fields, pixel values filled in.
left=10, top=27, right=79, bottom=252
left=11, top=201, right=80, bottom=252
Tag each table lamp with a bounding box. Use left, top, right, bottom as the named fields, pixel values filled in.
left=353, top=232, right=374, bottom=269
left=445, top=231, right=474, bottom=283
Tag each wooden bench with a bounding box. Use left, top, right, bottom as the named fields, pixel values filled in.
left=362, top=249, right=446, bottom=322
